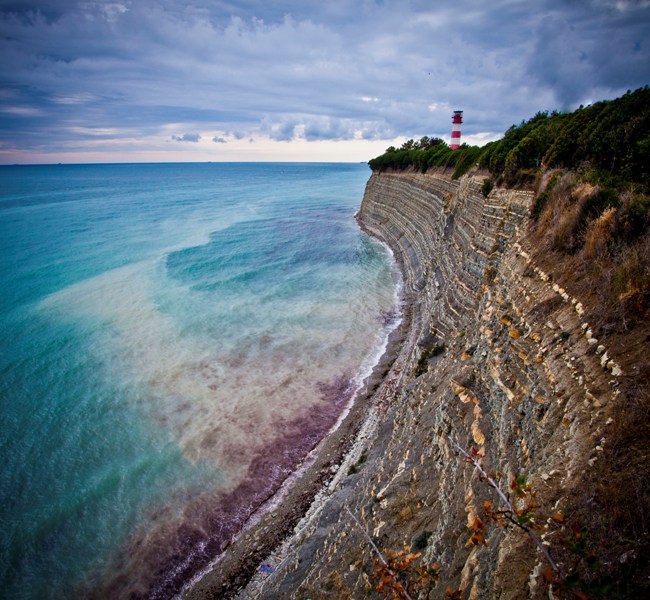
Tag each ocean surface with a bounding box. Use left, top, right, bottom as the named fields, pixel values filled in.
left=0, top=163, right=400, bottom=599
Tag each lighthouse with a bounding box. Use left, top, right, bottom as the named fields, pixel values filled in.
left=450, top=110, right=463, bottom=149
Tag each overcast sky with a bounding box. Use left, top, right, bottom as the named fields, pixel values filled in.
left=1, top=0, right=649, bottom=163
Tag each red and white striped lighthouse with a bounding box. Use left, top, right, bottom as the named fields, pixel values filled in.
left=450, top=110, right=463, bottom=149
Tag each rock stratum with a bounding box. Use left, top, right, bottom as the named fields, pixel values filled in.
left=197, top=169, right=643, bottom=599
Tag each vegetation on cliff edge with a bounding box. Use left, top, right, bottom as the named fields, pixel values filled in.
left=370, top=87, right=650, bottom=327
left=368, top=86, right=649, bottom=190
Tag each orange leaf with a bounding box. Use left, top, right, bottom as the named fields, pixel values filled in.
left=551, top=512, right=565, bottom=523
left=445, top=587, right=463, bottom=600
left=542, top=565, right=555, bottom=584
left=471, top=516, right=485, bottom=532
left=471, top=532, right=486, bottom=545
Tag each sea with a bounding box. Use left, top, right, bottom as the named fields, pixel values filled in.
left=0, top=162, right=400, bottom=599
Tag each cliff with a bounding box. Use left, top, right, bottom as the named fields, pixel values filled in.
left=229, top=169, right=643, bottom=600
left=181, top=168, right=648, bottom=600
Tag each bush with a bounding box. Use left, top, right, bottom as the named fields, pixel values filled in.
left=414, top=344, right=446, bottom=377
left=615, top=193, right=650, bottom=240
left=412, top=530, right=433, bottom=551
left=531, top=172, right=560, bottom=219
left=452, top=146, right=483, bottom=179
left=531, top=190, right=549, bottom=219
left=579, top=188, right=620, bottom=223
left=481, top=178, right=494, bottom=198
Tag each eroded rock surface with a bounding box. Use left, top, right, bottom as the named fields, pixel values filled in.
left=235, top=170, right=626, bottom=599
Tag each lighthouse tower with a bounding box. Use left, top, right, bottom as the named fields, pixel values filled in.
left=450, top=110, right=463, bottom=149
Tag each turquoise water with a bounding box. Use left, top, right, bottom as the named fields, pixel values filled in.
left=0, top=163, right=399, bottom=599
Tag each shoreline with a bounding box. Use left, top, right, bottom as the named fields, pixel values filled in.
left=182, top=210, right=415, bottom=599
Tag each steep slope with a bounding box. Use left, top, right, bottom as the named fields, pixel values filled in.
left=243, top=170, right=633, bottom=599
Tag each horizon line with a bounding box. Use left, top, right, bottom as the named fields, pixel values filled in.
left=0, top=159, right=370, bottom=167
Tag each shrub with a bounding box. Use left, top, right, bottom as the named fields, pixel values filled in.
left=452, top=146, right=482, bottom=179
left=348, top=451, right=369, bottom=476
left=414, top=344, right=446, bottom=376
left=531, top=172, right=560, bottom=219
left=531, top=190, right=549, bottom=219
left=579, top=188, right=620, bottom=223
left=615, top=193, right=650, bottom=240
left=412, top=530, right=433, bottom=551
left=481, top=178, right=494, bottom=198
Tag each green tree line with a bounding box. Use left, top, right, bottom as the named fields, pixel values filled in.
left=368, top=86, right=650, bottom=190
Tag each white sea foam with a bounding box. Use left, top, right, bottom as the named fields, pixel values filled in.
left=178, top=240, right=403, bottom=600
left=37, top=243, right=398, bottom=497
left=4, top=163, right=390, bottom=599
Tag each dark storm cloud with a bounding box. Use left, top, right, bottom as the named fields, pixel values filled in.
left=0, top=0, right=648, bottom=158
left=525, top=0, right=650, bottom=108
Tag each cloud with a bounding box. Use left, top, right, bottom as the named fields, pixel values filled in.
left=524, top=0, right=650, bottom=108
left=0, top=0, right=648, bottom=161
left=302, top=117, right=358, bottom=141
left=171, top=133, right=201, bottom=142
left=1, top=105, right=45, bottom=117
left=212, top=136, right=227, bottom=143
left=264, top=119, right=298, bottom=142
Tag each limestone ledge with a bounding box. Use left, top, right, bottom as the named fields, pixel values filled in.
left=241, top=170, right=622, bottom=599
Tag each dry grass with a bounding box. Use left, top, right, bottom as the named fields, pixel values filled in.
left=536, top=172, right=576, bottom=232
left=532, top=176, right=650, bottom=330
left=614, top=237, right=650, bottom=313
left=583, top=207, right=617, bottom=259
left=528, top=175, right=650, bottom=597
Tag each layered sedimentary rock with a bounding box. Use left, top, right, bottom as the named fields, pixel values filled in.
left=240, top=170, right=623, bottom=599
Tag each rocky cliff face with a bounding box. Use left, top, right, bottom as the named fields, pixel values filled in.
left=241, top=170, right=626, bottom=599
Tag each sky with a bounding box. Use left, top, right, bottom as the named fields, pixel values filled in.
left=1, top=0, right=649, bottom=164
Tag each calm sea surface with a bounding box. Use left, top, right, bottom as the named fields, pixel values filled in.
left=0, top=163, right=399, bottom=599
